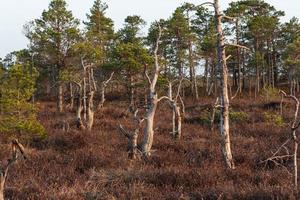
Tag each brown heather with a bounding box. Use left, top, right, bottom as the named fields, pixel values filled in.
left=0, top=94, right=299, bottom=200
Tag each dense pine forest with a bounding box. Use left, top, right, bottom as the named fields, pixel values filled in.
left=1, top=0, right=300, bottom=199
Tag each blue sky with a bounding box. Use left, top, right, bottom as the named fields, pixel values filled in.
left=0, top=0, right=299, bottom=58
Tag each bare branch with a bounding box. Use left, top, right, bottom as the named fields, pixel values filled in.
left=103, top=72, right=115, bottom=86
left=225, top=43, right=250, bottom=50
left=231, top=85, right=240, bottom=100
left=222, top=15, right=235, bottom=20
left=158, top=96, right=173, bottom=103
left=144, top=71, right=152, bottom=85
left=175, top=77, right=184, bottom=101
left=118, top=124, right=131, bottom=139
left=199, top=2, right=215, bottom=7
left=225, top=55, right=232, bottom=61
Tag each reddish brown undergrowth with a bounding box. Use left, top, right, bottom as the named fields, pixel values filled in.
left=0, top=96, right=299, bottom=199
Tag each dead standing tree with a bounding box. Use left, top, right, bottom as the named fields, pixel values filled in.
left=141, top=23, right=171, bottom=156
left=119, top=109, right=144, bottom=159
left=0, top=140, right=26, bottom=200
left=167, top=78, right=185, bottom=139
left=260, top=90, right=300, bottom=190
left=74, top=58, right=97, bottom=131
left=97, top=72, right=114, bottom=110
left=200, top=0, right=250, bottom=169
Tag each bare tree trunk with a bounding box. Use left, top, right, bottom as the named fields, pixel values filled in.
left=70, top=82, right=74, bottom=110
left=0, top=171, right=6, bottom=200
left=87, top=91, right=94, bottom=131
left=205, top=58, right=210, bottom=93
left=214, top=0, right=235, bottom=169
left=76, top=93, right=85, bottom=130
left=236, top=18, right=242, bottom=94
left=119, top=109, right=143, bottom=159
left=57, top=82, right=63, bottom=113
left=142, top=93, right=157, bottom=156
left=98, top=72, right=114, bottom=110
left=141, top=24, right=162, bottom=156
left=168, top=81, right=182, bottom=139
left=129, top=76, right=135, bottom=110
left=83, top=67, right=87, bottom=121
left=0, top=140, right=26, bottom=200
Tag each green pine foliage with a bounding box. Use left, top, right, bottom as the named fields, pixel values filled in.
left=0, top=64, right=46, bottom=138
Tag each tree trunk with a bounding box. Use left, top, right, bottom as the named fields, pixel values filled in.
left=141, top=92, right=158, bottom=156
left=76, top=93, right=85, bottom=130
left=87, top=91, right=94, bottom=131
left=57, top=82, right=63, bottom=113
left=83, top=67, right=87, bottom=121
left=98, top=84, right=106, bottom=109
left=70, top=82, right=74, bottom=110
left=141, top=24, right=162, bottom=156
left=0, top=171, right=6, bottom=200
left=129, top=75, right=135, bottom=110
left=236, top=18, right=242, bottom=94
left=214, top=0, right=235, bottom=169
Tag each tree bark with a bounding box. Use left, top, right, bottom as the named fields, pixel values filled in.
left=214, top=0, right=235, bottom=169
left=141, top=24, right=162, bottom=156
left=70, top=82, right=74, bottom=110
left=87, top=91, right=94, bottom=131
left=57, top=82, right=63, bottom=113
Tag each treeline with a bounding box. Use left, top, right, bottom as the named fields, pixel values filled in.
left=0, top=0, right=300, bottom=164
left=1, top=0, right=299, bottom=107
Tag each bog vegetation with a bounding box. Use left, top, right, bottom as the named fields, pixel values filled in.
left=1, top=0, right=300, bottom=199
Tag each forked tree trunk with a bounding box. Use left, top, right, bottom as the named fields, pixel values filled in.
left=142, top=92, right=158, bottom=156
left=214, top=0, right=235, bottom=169
left=168, top=81, right=182, bottom=139
left=98, top=72, right=114, bottom=110
left=0, top=140, right=26, bottom=200
left=141, top=24, right=162, bottom=156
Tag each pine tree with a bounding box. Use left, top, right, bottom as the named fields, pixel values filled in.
left=25, top=0, right=80, bottom=112
left=0, top=64, right=45, bottom=139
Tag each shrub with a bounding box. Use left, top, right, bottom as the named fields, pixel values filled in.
left=261, top=86, right=280, bottom=102
left=263, top=112, right=284, bottom=126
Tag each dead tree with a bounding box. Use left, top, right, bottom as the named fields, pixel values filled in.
left=71, top=80, right=86, bottom=130
left=86, top=68, right=97, bottom=131
left=260, top=90, right=300, bottom=190
left=199, top=0, right=250, bottom=169
left=167, top=79, right=184, bottom=139
left=214, top=0, right=235, bottom=169
left=141, top=23, right=168, bottom=156
left=80, top=57, right=89, bottom=121
left=98, top=72, right=114, bottom=110
left=119, top=109, right=144, bottom=159
left=0, top=140, right=26, bottom=200
left=210, top=97, right=220, bottom=131
left=78, top=58, right=98, bottom=131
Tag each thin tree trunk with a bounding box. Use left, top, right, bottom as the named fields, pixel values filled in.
left=87, top=91, right=94, bottom=131
left=236, top=18, right=242, bottom=94
left=70, top=82, right=74, bottom=110
left=57, top=82, right=63, bottom=113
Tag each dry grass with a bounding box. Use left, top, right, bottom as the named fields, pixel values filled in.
left=1, top=94, right=300, bottom=199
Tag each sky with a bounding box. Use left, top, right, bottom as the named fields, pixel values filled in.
left=0, top=0, right=299, bottom=58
